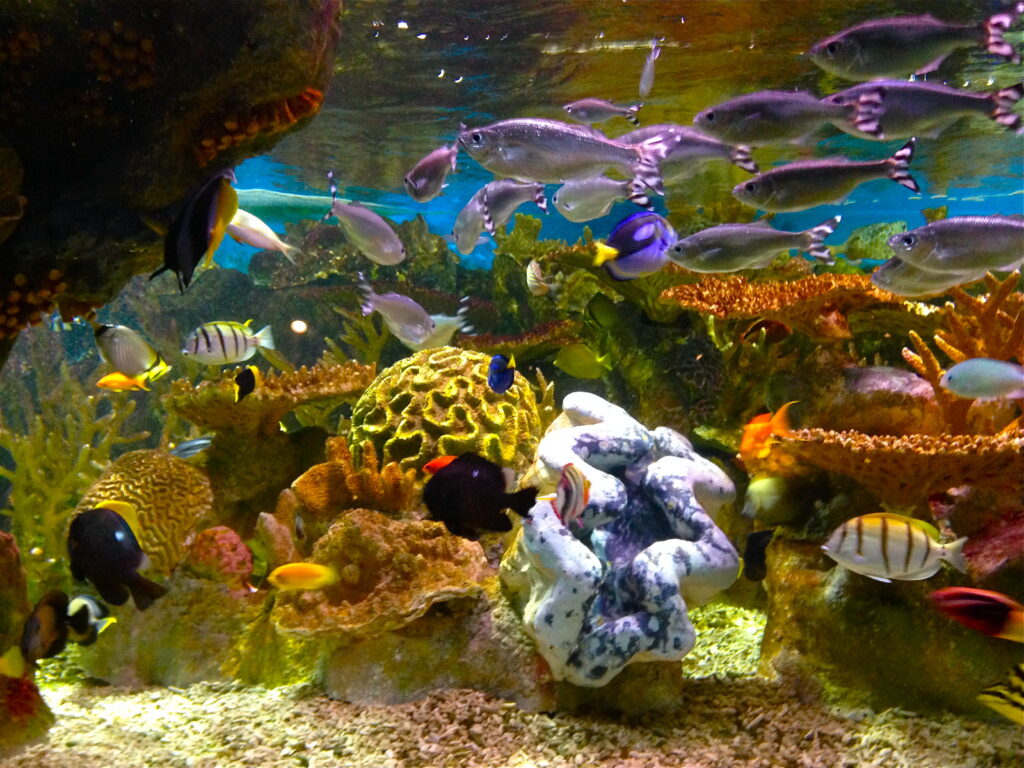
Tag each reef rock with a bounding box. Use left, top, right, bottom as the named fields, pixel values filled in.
left=0, top=532, right=29, bottom=655
left=502, top=392, right=740, bottom=687
left=181, top=526, right=253, bottom=593
left=348, top=346, right=543, bottom=473
left=809, top=365, right=944, bottom=436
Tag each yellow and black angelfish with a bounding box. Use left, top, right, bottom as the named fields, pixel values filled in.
left=233, top=365, right=262, bottom=403
left=978, top=663, right=1024, bottom=726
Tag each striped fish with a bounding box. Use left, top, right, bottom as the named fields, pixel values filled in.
left=182, top=320, right=274, bottom=365
left=978, top=663, right=1024, bottom=726
left=821, top=512, right=967, bottom=583
left=526, top=260, right=555, bottom=297
left=553, top=463, right=590, bottom=529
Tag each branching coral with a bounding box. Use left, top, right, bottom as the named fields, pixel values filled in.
left=773, top=429, right=1024, bottom=508
left=327, top=306, right=390, bottom=365
left=661, top=273, right=903, bottom=340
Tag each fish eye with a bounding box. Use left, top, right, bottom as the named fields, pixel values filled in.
left=471, top=132, right=483, bottom=144
left=901, top=234, right=916, bottom=248
left=704, top=111, right=715, bottom=122
left=825, top=42, right=839, bottom=56
left=745, top=182, right=757, bottom=193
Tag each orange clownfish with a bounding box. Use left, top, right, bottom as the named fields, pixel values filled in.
left=423, top=455, right=458, bottom=475
left=738, top=402, right=796, bottom=467
left=96, top=372, right=150, bottom=392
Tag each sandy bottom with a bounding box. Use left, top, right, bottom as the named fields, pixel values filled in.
left=4, top=673, right=1021, bottom=768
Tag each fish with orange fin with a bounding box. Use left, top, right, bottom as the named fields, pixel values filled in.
left=96, top=372, right=150, bottom=392
left=929, top=587, right=1024, bottom=643
left=738, top=402, right=796, bottom=468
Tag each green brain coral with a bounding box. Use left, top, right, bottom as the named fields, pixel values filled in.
left=348, top=347, right=542, bottom=473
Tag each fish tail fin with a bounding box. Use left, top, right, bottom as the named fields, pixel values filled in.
left=533, top=184, right=549, bottom=215
left=626, top=179, right=652, bottom=209
left=148, top=264, right=170, bottom=282
left=357, top=272, right=375, bottom=316
left=130, top=575, right=168, bottom=611
left=506, top=487, right=539, bottom=518
left=481, top=188, right=498, bottom=235
left=730, top=145, right=759, bottom=174
left=853, top=86, right=886, bottom=139
left=258, top=346, right=295, bottom=373
left=887, top=138, right=920, bottom=192
left=593, top=241, right=620, bottom=266
left=456, top=296, right=474, bottom=334
left=625, top=103, right=643, bottom=126
left=991, top=82, right=1024, bottom=132
left=801, top=215, right=842, bottom=264
left=943, top=536, right=969, bottom=574
left=254, top=325, right=275, bottom=351
left=633, top=135, right=674, bottom=196
left=280, top=243, right=302, bottom=265
left=983, top=3, right=1024, bottom=64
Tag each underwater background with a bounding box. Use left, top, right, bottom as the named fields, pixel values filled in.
left=0, top=0, right=1022, bottom=766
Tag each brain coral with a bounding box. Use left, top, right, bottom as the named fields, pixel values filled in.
left=348, top=346, right=542, bottom=473
left=73, top=449, right=214, bottom=575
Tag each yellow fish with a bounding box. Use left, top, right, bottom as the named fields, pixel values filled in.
left=978, top=663, right=1024, bottom=726
left=0, top=646, right=25, bottom=678
left=267, top=562, right=338, bottom=591
left=96, top=372, right=150, bottom=391
left=553, top=343, right=612, bottom=379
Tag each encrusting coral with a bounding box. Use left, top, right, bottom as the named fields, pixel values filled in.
left=73, top=449, right=214, bottom=575
left=661, top=273, right=903, bottom=340
left=348, top=346, right=542, bottom=474
left=502, top=393, right=739, bottom=687
left=271, top=508, right=490, bottom=638
left=181, top=526, right=254, bottom=593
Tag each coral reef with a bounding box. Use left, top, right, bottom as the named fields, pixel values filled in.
left=0, top=533, right=29, bottom=659
left=773, top=429, right=1024, bottom=508
left=271, top=509, right=490, bottom=637
left=73, top=449, right=214, bottom=575
left=182, top=526, right=254, bottom=593
left=0, top=270, right=66, bottom=342
left=459, top=319, right=583, bottom=364
left=348, top=346, right=543, bottom=473
left=0, top=675, right=54, bottom=754
left=502, top=392, right=739, bottom=687
left=661, top=273, right=902, bottom=340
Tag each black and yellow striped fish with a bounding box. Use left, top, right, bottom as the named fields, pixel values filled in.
left=978, top=663, right=1024, bottom=726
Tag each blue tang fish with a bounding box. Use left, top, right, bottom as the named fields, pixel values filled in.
left=592, top=211, right=677, bottom=280
left=488, top=354, right=517, bottom=394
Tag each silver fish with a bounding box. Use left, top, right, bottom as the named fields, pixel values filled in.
left=886, top=216, right=1024, bottom=274
left=870, top=257, right=982, bottom=298
left=563, top=98, right=643, bottom=127
left=825, top=81, right=1023, bottom=140
left=182, top=321, right=274, bottom=366
left=358, top=275, right=435, bottom=347
left=553, top=175, right=649, bottom=223
left=940, top=359, right=1024, bottom=401
left=93, top=324, right=171, bottom=381
left=732, top=139, right=918, bottom=212
left=330, top=201, right=406, bottom=265
left=404, top=143, right=459, bottom=202
left=617, top=123, right=758, bottom=177
left=809, top=4, right=1024, bottom=81
left=226, top=209, right=301, bottom=264
left=668, top=216, right=841, bottom=272
left=693, top=90, right=852, bottom=146
left=457, top=118, right=673, bottom=195
left=168, top=436, right=214, bottom=459
left=639, top=38, right=661, bottom=98
left=452, top=179, right=546, bottom=255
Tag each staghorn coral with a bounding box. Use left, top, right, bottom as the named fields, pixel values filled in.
left=163, top=361, right=376, bottom=439
left=0, top=270, right=67, bottom=341
left=271, top=508, right=490, bottom=638
left=661, top=273, right=903, bottom=340
left=73, top=449, right=214, bottom=575
left=348, top=346, right=542, bottom=474
left=774, top=429, right=1024, bottom=508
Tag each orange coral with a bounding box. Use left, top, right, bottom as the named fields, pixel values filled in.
left=0, top=270, right=67, bottom=341
left=660, top=273, right=902, bottom=339
left=774, top=428, right=1024, bottom=507
left=195, top=88, right=324, bottom=167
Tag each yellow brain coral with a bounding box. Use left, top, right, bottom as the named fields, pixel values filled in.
left=348, top=346, right=542, bottom=473
left=73, top=449, right=214, bottom=575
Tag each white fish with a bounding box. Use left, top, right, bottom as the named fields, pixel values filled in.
left=563, top=98, right=643, bottom=127
left=693, top=90, right=852, bottom=146
left=940, top=359, right=1024, bottom=401
left=553, top=175, right=649, bottom=223
left=553, top=463, right=590, bottom=529
left=617, top=123, right=758, bottom=177
left=639, top=38, right=661, bottom=98
left=452, top=179, right=546, bottom=255
left=93, top=323, right=171, bottom=381
left=358, top=275, right=470, bottom=351
left=330, top=201, right=406, bottom=265
left=822, top=512, right=967, bottom=583
left=870, top=257, right=983, bottom=298
left=182, top=320, right=274, bottom=365
left=404, top=143, right=459, bottom=202
left=227, top=209, right=301, bottom=264
left=886, top=216, right=1024, bottom=274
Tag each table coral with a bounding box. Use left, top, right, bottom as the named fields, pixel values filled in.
left=348, top=346, right=543, bottom=473
left=74, top=449, right=214, bottom=575
left=502, top=392, right=739, bottom=687
left=660, top=273, right=903, bottom=340
left=271, top=509, right=490, bottom=638
left=774, top=429, right=1024, bottom=508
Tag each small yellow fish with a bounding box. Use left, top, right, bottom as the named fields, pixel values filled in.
left=96, top=372, right=150, bottom=391
left=553, top=343, right=612, bottom=379
left=978, top=663, right=1024, bottom=726
left=267, top=562, right=339, bottom=591
left=0, top=646, right=25, bottom=678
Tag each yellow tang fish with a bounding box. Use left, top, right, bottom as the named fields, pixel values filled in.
left=978, top=663, right=1024, bottom=726
left=96, top=372, right=150, bottom=392
left=822, top=512, right=967, bottom=583
left=553, top=343, right=612, bottom=379
left=268, top=562, right=339, bottom=591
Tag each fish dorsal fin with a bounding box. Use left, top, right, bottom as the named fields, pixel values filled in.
left=862, top=512, right=940, bottom=541
left=95, top=499, right=143, bottom=540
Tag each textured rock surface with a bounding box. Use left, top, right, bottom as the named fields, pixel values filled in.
left=0, top=532, right=29, bottom=655
left=181, top=527, right=254, bottom=593
left=503, top=392, right=740, bottom=687
left=348, top=346, right=542, bottom=473
left=808, top=365, right=944, bottom=436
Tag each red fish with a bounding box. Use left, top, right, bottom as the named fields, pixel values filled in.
left=424, top=455, right=458, bottom=474
left=738, top=402, right=795, bottom=467
left=929, top=587, right=1024, bottom=643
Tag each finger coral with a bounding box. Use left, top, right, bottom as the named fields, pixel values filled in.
left=271, top=509, right=490, bottom=638
left=661, top=273, right=902, bottom=340
left=348, top=346, right=543, bottom=474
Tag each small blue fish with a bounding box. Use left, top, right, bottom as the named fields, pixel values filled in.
left=592, top=211, right=677, bottom=280
left=488, top=354, right=517, bottom=394
left=168, top=436, right=214, bottom=459
left=940, top=359, right=1024, bottom=401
